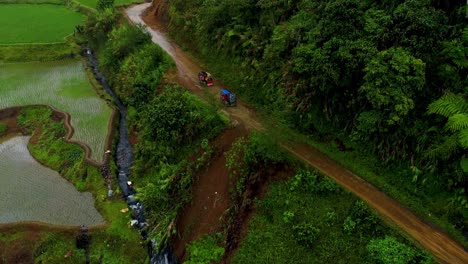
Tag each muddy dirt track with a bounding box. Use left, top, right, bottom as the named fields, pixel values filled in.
left=126, top=3, right=468, bottom=263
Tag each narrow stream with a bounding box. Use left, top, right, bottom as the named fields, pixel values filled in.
left=84, top=48, right=175, bottom=264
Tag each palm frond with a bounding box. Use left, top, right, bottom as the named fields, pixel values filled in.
left=428, top=93, right=468, bottom=117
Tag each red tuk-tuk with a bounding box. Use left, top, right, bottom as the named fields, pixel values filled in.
left=198, top=71, right=214, bottom=86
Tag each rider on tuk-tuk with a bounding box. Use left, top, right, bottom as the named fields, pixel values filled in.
left=198, top=71, right=214, bottom=86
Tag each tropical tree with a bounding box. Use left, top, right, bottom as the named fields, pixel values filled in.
left=354, top=47, right=425, bottom=160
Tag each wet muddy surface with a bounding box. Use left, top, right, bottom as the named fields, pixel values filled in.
left=0, top=136, right=104, bottom=226
left=127, top=2, right=468, bottom=263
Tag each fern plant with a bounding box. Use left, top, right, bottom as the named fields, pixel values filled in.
left=427, top=92, right=468, bottom=173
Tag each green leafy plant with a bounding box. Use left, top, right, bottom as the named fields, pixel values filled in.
left=427, top=93, right=468, bottom=167
left=343, top=216, right=357, bottom=235
left=96, top=0, right=114, bottom=11
left=185, top=235, right=225, bottom=264
left=292, top=223, right=320, bottom=248
left=282, top=211, right=295, bottom=223
left=367, top=236, right=418, bottom=264
left=0, top=123, right=7, bottom=135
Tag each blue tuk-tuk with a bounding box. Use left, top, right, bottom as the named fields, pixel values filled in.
left=220, top=88, right=236, bottom=106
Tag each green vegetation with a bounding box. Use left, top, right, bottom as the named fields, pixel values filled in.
left=0, top=60, right=112, bottom=161
left=231, top=168, right=433, bottom=264
left=76, top=0, right=141, bottom=9
left=0, top=4, right=84, bottom=44
left=185, top=235, right=224, bottom=264
left=0, top=42, right=77, bottom=62
left=0, top=0, right=63, bottom=3
left=167, top=0, right=468, bottom=246
left=134, top=86, right=226, bottom=246
left=10, top=106, right=146, bottom=263
left=0, top=123, right=6, bottom=135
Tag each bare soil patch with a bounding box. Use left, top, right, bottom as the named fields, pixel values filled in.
left=0, top=230, right=39, bottom=264
left=173, top=124, right=248, bottom=261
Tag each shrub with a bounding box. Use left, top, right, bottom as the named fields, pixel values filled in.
left=343, top=216, right=357, bottom=234
left=100, top=23, right=151, bottom=74
left=282, top=211, right=295, bottom=223
left=325, top=211, right=337, bottom=227
left=293, top=223, right=320, bottom=248
left=350, top=200, right=382, bottom=234
left=115, top=43, right=173, bottom=107
left=185, top=235, right=225, bottom=264
left=367, top=236, right=417, bottom=264
left=135, top=85, right=225, bottom=169
left=317, top=177, right=338, bottom=193
left=289, top=170, right=318, bottom=192
left=96, top=0, right=114, bottom=11
left=243, top=132, right=288, bottom=170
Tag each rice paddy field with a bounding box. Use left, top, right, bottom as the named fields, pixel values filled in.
left=0, top=136, right=104, bottom=226
left=0, top=4, right=84, bottom=44
left=0, top=60, right=113, bottom=162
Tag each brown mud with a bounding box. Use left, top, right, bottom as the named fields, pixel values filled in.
left=0, top=226, right=79, bottom=264
left=128, top=2, right=468, bottom=263
left=173, top=125, right=248, bottom=261
left=0, top=230, right=38, bottom=264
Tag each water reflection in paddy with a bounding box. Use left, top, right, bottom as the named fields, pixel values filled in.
left=0, top=136, right=104, bottom=226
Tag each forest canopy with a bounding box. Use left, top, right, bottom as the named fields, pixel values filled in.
left=167, top=0, right=468, bottom=203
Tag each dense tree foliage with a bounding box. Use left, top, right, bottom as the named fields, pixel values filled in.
left=167, top=0, right=467, bottom=240
left=135, top=86, right=226, bottom=170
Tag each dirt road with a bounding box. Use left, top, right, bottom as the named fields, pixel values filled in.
left=126, top=3, right=468, bottom=263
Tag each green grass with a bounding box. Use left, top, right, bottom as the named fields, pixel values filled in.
left=0, top=0, right=64, bottom=3
left=232, top=170, right=433, bottom=264
left=0, top=42, right=78, bottom=62
left=0, top=60, right=113, bottom=162
left=0, top=4, right=84, bottom=44
left=76, top=0, right=142, bottom=8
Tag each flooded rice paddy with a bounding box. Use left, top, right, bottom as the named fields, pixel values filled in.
left=0, top=60, right=112, bottom=162
left=0, top=136, right=104, bottom=226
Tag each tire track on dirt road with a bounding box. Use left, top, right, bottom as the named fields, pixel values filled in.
left=126, top=3, right=468, bottom=263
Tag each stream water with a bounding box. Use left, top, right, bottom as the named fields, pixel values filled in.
left=84, top=49, right=175, bottom=264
